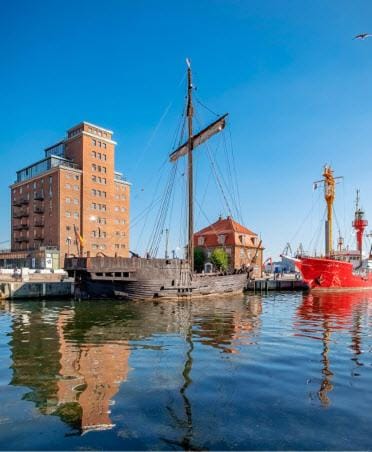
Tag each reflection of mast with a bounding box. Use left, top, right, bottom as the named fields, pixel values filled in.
left=318, top=318, right=333, bottom=406
left=351, top=307, right=363, bottom=369
left=163, top=303, right=198, bottom=450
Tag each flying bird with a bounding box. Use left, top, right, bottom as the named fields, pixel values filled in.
left=354, top=33, right=372, bottom=40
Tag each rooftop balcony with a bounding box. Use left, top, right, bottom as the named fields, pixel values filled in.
left=16, top=155, right=80, bottom=183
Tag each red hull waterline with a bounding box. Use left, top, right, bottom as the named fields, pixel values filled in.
left=293, top=257, right=372, bottom=292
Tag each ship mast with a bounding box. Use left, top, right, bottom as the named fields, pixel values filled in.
left=313, top=166, right=342, bottom=257
left=323, top=166, right=335, bottom=257
left=186, top=58, right=194, bottom=271
left=169, top=60, right=228, bottom=271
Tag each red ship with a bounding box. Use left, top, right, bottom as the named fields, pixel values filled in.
left=287, top=166, right=372, bottom=292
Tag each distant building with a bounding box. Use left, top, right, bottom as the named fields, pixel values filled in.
left=6, top=122, right=130, bottom=268
left=193, top=216, right=264, bottom=277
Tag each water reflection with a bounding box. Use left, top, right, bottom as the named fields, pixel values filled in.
left=295, top=291, right=371, bottom=407
left=6, top=296, right=262, bottom=439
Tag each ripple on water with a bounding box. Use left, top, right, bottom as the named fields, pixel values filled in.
left=0, top=293, right=371, bottom=449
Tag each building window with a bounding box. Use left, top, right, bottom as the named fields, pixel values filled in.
left=74, top=175, right=79, bottom=180
left=198, top=236, right=205, bottom=246
left=92, top=139, right=96, bottom=146
left=103, top=143, right=107, bottom=149
left=91, top=203, right=96, bottom=210
left=114, top=206, right=119, bottom=212
left=92, top=189, right=96, bottom=196
left=92, top=151, right=96, bottom=158
left=66, top=211, right=71, bottom=218
left=121, top=244, right=126, bottom=249
left=73, top=185, right=79, bottom=191
left=217, top=234, right=226, bottom=245
left=92, top=175, right=97, bottom=182
left=92, top=164, right=97, bottom=171
left=121, top=207, right=126, bottom=212
left=66, top=197, right=71, bottom=204
left=74, top=198, right=79, bottom=205
left=73, top=212, right=79, bottom=219
left=65, top=183, right=71, bottom=189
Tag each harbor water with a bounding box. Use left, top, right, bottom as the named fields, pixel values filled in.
left=1, top=292, right=372, bottom=450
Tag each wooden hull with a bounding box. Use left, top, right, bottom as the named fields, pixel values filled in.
left=65, top=256, right=248, bottom=300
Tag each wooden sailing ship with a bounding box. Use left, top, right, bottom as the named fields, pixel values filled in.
left=65, top=60, right=249, bottom=300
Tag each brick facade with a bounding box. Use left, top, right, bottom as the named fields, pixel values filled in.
left=10, top=122, right=130, bottom=267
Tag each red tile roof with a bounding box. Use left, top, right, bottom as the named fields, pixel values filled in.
left=194, top=216, right=259, bottom=248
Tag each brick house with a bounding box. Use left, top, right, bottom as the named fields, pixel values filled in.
left=193, top=216, right=264, bottom=277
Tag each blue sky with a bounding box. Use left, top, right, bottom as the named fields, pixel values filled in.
left=2, top=0, right=372, bottom=259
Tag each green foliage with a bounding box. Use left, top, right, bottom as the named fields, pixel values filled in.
left=210, top=248, right=229, bottom=271
left=194, top=247, right=206, bottom=273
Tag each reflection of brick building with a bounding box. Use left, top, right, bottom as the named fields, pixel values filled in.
left=9, top=122, right=130, bottom=267
left=57, top=310, right=131, bottom=432
left=193, top=216, right=264, bottom=277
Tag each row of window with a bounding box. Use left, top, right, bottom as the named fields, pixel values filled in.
left=91, top=139, right=107, bottom=148
left=65, top=174, right=80, bottom=180
left=91, top=203, right=107, bottom=211
left=66, top=212, right=79, bottom=219
left=13, top=176, right=54, bottom=195
left=65, top=183, right=80, bottom=190
left=92, top=189, right=106, bottom=197
left=69, top=127, right=83, bottom=137
left=114, top=219, right=126, bottom=224
left=91, top=164, right=107, bottom=173
left=114, top=194, right=126, bottom=200
left=114, top=206, right=126, bottom=212
left=66, top=197, right=79, bottom=204
left=91, top=230, right=107, bottom=238
left=91, top=151, right=107, bottom=160
left=92, top=175, right=107, bottom=184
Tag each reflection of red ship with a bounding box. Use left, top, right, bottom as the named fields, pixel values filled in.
left=288, top=166, right=372, bottom=292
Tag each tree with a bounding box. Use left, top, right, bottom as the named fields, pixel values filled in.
left=194, top=247, right=206, bottom=273
left=210, top=248, right=229, bottom=271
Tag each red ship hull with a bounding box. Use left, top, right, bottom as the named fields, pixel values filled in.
left=294, top=257, right=372, bottom=292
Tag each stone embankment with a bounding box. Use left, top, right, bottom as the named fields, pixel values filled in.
left=0, top=269, right=74, bottom=300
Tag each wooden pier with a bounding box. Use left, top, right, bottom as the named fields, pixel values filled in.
left=247, top=276, right=307, bottom=292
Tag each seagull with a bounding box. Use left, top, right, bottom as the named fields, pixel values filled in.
left=354, top=33, right=372, bottom=40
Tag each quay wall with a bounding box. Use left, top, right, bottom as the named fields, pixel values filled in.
left=0, top=280, right=74, bottom=300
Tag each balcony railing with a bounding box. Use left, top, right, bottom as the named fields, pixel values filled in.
left=34, top=191, right=44, bottom=201
left=34, top=235, right=44, bottom=241
left=13, top=209, right=29, bottom=218
left=13, top=223, right=29, bottom=231
left=34, top=220, right=44, bottom=227
left=34, top=206, right=45, bottom=214
left=13, top=197, right=29, bottom=207
left=15, top=237, right=29, bottom=243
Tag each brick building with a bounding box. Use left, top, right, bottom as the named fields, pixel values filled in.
left=10, top=122, right=130, bottom=267
left=193, top=216, right=264, bottom=277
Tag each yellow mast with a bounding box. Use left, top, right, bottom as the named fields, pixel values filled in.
left=323, top=166, right=335, bottom=256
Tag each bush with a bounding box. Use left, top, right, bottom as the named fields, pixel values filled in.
left=194, top=247, right=206, bottom=273
left=211, top=248, right=229, bottom=271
